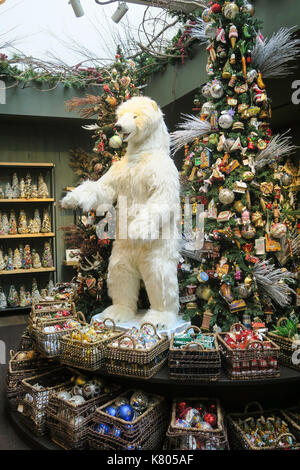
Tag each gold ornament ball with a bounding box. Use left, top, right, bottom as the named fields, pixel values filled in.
left=105, top=96, right=118, bottom=107
left=197, top=285, right=212, bottom=301
left=242, top=2, right=255, bottom=16
left=94, top=163, right=103, bottom=173
left=219, top=188, right=235, bottom=205
left=223, top=2, right=239, bottom=19
left=234, top=200, right=245, bottom=213
left=280, top=173, right=293, bottom=187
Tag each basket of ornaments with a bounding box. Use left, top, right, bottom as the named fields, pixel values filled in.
left=268, top=317, right=300, bottom=372
left=165, top=398, right=229, bottom=450
left=46, top=373, right=122, bottom=450
left=227, top=402, right=300, bottom=450
left=6, top=348, right=53, bottom=401
left=168, top=326, right=221, bottom=381
left=105, top=322, right=169, bottom=379
left=30, top=313, right=85, bottom=358
left=88, top=389, right=168, bottom=450
left=16, top=368, right=74, bottom=435
left=29, top=300, right=77, bottom=328
left=216, top=323, right=280, bottom=380
left=60, top=318, right=123, bottom=371
left=281, top=404, right=300, bottom=441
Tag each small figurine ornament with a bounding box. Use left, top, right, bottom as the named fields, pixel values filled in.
left=13, top=248, right=22, bottom=269
left=32, top=249, right=42, bottom=269
left=9, top=210, right=17, bottom=235
left=0, top=250, right=5, bottom=270
left=22, top=244, right=33, bottom=269
left=25, top=173, right=32, bottom=199
left=8, top=285, right=19, bottom=307
left=31, top=184, right=38, bottom=199
left=19, top=178, right=26, bottom=198
left=11, top=172, right=19, bottom=198
left=31, top=278, right=41, bottom=303
left=18, top=210, right=29, bottom=234
left=37, top=174, right=49, bottom=199
left=0, top=285, right=7, bottom=309
left=42, top=241, right=53, bottom=268
left=6, top=249, right=14, bottom=271
left=41, top=208, right=51, bottom=233
left=1, top=213, right=9, bottom=234
left=5, top=182, right=13, bottom=199
left=19, top=286, right=28, bottom=307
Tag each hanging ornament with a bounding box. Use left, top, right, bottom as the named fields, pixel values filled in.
left=109, top=135, right=123, bottom=149
left=210, top=80, right=224, bottom=98
left=242, top=2, right=255, bottom=17
left=202, top=8, right=212, bottom=23
left=280, top=173, right=293, bottom=187
left=211, top=3, right=222, bottom=13
left=270, top=223, right=287, bottom=239
left=201, top=101, right=215, bottom=118
left=234, top=200, right=245, bottom=213
left=202, top=84, right=212, bottom=98
left=247, top=69, right=259, bottom=84
left=223, top=2, right=239, bottom=20
left=219, top=111, right=233, bottom=129
left=241, top=224, right=256, bottom=239
left=205, top=23, right=218, bottom=40
left=218, top=188, right=235, bottom=205
left=222, top=59, right=234, bottom=79
left=229, top=24, right=238, bottom=49
left=105, top=96, right=118, bottom=107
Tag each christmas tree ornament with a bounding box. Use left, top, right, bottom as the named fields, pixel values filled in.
left=205, top=23, right=218, bottom=40
left=201, top=84, right=211, bottom=98
left=218, top=111, right=233, bottom=129
left=117, top=403, right=134, bottom=421
left=8, top=285, right=19, bottom=307
left=201, top=102, right=215, bottom=118
left=0, top=250, right=5, bottom=270
left=241, top=224, right=256, bottom=239
left=201, top=310, right=213, bottom=331
left=11, top=172, right=19, bottom=198
left=18, top=210, right=29, bottom=234
left=9, top=210, right=17, bottom=235
left=18, top=178, right=25, bottom=198
left=22, top=244, right=33, bottom=269
left=210, top=80, right=224, bottom=98
left=109, top=135, right=123, bottom=149
left=218, top=188, right=235, bottom=205
left=242, top=1, right=255, bottom=16
left=105, top=95, right=118, bottom=107
left=0, top=285, right=7, bottom=309
left=25, top=173, right=32, bottom=199
left=13, top=248, right=22, bottom=269
left=5, top=182, right=13, bottom=199
left=31, top=278, right=41, bottom=303
left=223, top=2, right=239, bottom=20
left=229, top=24, right=238, bottom=49
left=32, top=249, right=42, bottom=269
left=41, top=208, right=51, bottom=233
left=280, top=173, right=293, bottom=187
left=202, top=8, right=212, bottom=22
left=42, top=242, right=54, bottom=268
left=31, top=184, right=38, bottom=198
left=270, top=223, right=287, bottom=239
left=37, top=174, right=49, bottom=199
left=234, top=200, right=245, bottom=213
left=130, top=390, right=149, bottom=412
left=19, top=286, right=28, bottom=307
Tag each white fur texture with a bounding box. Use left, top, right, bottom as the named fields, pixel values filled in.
left=61, top=96, right=181, bottom=329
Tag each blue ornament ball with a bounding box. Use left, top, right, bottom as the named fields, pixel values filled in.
left=105, top=405, right=118, bottom=417
left=117, top=404, right=134, bottom=421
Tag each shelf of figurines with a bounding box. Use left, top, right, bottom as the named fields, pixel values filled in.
left=0, top=233, right=55, bottom=239
left=0, top=267, right=56, bottom=275
left=0, top=199, right=54, bottom=203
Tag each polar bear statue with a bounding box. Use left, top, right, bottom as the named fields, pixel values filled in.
left=61, top=96, right=181, bottom=329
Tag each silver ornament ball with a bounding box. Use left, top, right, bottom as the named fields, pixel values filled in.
left=219, top=188, right=235, bottom=205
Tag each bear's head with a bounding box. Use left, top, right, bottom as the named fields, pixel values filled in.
left=115, top=96, right=165, bottom=145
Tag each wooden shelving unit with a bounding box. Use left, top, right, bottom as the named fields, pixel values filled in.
left=63, top=260, right=78, bottom=267
left=0, top=267, right=56, bottom=275
left=0, top=233, right=55, bottom=239
left=0, top=162, right=57, bottom=314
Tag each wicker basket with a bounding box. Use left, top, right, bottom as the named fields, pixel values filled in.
left=168, top=326, right=221, bottom=381
left=17, top=329, right=35, bottom=351
left=31, top=311, right=85, bottom=358
left=6, top=349, right=52, bottom=400
left=227, top=402, right=300, bottom=450
left=46, top=381, right=122, bottom=449
left=88, top=389, right=168, bottom=450
left=105, top=322, right=169, bottom=380
left=60, top=318, right=124, bottom=372
left=268, top=317, right=300, bottom=372
left=166, top=397, right=229, bottom=450
left=217, top=323, right=280, bottom=380
left=281, top=405, right=300, bottom=441
left=29, top=301, right=77, bottom=328
left=16, top=368, right=74, bottom=435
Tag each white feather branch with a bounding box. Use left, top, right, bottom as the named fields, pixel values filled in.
left=189, top=17, right=208, bottom=44
left=252, top=27, right=300, bottom=78
left=170, top=114, right=212, bottom=153
left=82, top=123, right=101, bottom=131
left=254, top=130, right=297, bottom=170
left=253, top=259, right=295, bottom=307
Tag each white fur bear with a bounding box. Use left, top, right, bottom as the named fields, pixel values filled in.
left=61, top=96, right=181, bottom=329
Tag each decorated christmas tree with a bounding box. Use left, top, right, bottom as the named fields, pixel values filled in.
left=32, top=249, right=42, bottom=269
left=22, top=244, right=33, bottom=269
left=9, top=210, right=17, bottom=235
left=11, top=172, right=19, bottom=198
left=37, top=174, right=49, bottom=199
left=19, top=178, right=26, bottom=198
left=5, top=182, right=13, bottom=199
left=8, top=285, right=19, bottom=307
left=173, top=0, right=300, bottom=331
left=6, top=248, right=13, bottom=271
left=41, top=208, right=51, bottom=233
left=1, top=212, right=9, bottom=234
left=62, top=48, right=141, bottom=320
left=18, top=210, right=29, bottom=234
left=31, top=278, right=41, bottom=303
left=25, top=173, right=32, bottom=199
left=0, top=285, right=7, bottom=309
left=42, top=241, right=54, bottom=268
left=13, top=248, right=22, bottom=270
left=0, top=249, right=5, bottom=271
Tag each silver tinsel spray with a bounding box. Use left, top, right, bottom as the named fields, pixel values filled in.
left=189, top=18, right=209, bottom=44
left=254, top=130, right=297, bottom=170
left=252, top=27, right=300, bottom=78
left=253, top=260, right=295, bottom=307
left=170, top=114, right=212, bottom=153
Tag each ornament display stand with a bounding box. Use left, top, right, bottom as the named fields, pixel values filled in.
left=6, top=363, right=300, bottom=450
left=0, top=162, right=57, bottom=315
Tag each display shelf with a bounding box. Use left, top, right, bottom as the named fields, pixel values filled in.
left=0, top=163, right=54, bottom=168
left=63, top=260, right=78, bottom=266
left=0, top=233, right=55, bottom=239
left=0, top=198, right=54, bottom=203
left=0, top=305, right=31, bottom=315
left=0, top=267, right=56, bottom=275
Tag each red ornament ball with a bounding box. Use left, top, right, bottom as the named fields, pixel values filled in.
left=204, top=412, right=217, bottom=427
left=211, top=3, right=221, bottom=13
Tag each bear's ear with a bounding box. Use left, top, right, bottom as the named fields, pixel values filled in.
left=150, top=100, right=158, bottom=111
